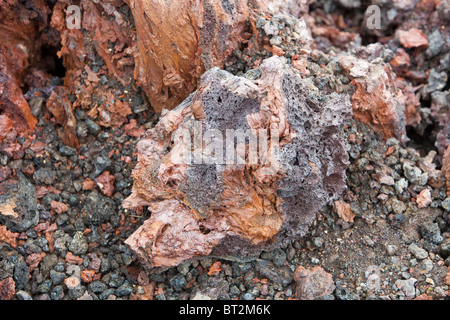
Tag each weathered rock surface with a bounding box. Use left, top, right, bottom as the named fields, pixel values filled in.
left=124, top=56, right=352, bottom=270
left=443, top=146, right=450, bottom=197
left=0, top=277, right=15, bottom=300
left=340, top=56, right=407, bottom=142
left=45, top=86, right=79, bottom=149
left=127, top=0, right=256, bottom=112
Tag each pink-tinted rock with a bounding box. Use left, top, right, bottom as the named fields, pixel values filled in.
left=26, top=252, right=46, bottom=272
left=0, top=277, right=15, bottom=300
left=95, top=171, right=115, bottom=197
left=50, top=200, right=69, bottom=214
left=293, top=266, right=335, bottom=300
left=0, top=166, right=12, bottom=183
left=0, top=0, right=42, bottom=134
left=45, top=87, right=79, bottom=149
left=396, top=28, right=429, bottom=49
left=64, top=276, right=80, bottom=289
left=0, top=115, right=14, bottom=143
left=0, top=225, right=18, bottom=248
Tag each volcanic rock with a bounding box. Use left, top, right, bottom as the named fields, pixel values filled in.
left=443, top=146, right=450, bottom=197
left=293, top=266, right=335, bottom=300
left=126, top=0, right=257, bottom=112
left=0, top=173, right=39, bottom=233
left=123, top=56, right=352, bottom=270
left=342, top=56, right=407, bottom=142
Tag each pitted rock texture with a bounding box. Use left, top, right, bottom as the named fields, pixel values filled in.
left=123, top=56, right=352, bottom=270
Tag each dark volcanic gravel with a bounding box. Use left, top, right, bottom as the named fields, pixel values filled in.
left=4, top=109, right=449, bottom=300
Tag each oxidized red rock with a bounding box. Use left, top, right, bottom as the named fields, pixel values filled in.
left=0, top=0, right=54, bottom=133
left=45, top=87, right=79, bottom=149
left=124, top=57, right=352, bottom=270
left=66, top=252, right=83, bottom=265
left=0, top=277, right=15, bottom=300
left=26, top=252, right=46, bottom=272
left=0, top=225, right=18, bottom=248
left=416, top=189, right=432, bottom=208
left=341, top=56, right=407, bottom=142
left=80, top=270, right=96, bottom=283
left=95, top=171, right=116, bottom=197
left=50, top=200, right=69, bottom=214
left=0, top=166, right=12, bottom=183
left=50, top=0, right=137, bottom=128
left=443, top=146, right=450, bottom=197
left=126, top=0, right=260, bottom=112
left=396, top=28, right=429, bottom=49
left=333, top=200, right=355, bottom=223
left=0, top=115, right=14, bottom=143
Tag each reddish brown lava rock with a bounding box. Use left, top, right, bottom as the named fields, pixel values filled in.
left=26, top=252, right=46, bottom=272
left=80, top=270, right=96, bottom=283
left=293, top=266, right=335, bottom=300
left=390, top=48, right=410, bottom=76
left=0, top=277, right=15, bottom=300
left=340, top=56, right=407, bottom=142
left=45, top=86, right=79, bottom=149
left=124, top=56, right=352, bottom=270
left=66, top=252, right=83, bottom=265
left=0, top=0, right=44, bottom=134
left=0, top=115, right=14, bottom=144
left=396, top=28, right=429, bottom=49
left=416, top=189, right=432, bottom=208
left=0, top=166, right=12, bottom=183
left=50, top=200, right=69, bottom=214
left=82, top=179, right=96, bottom=191
left=333, top=200, right=355, bottom=223
left=443, top=146, right=450, bottom=196
left=50, top=0, right=137, bottom=127
left=95, top=171, right=116, bottom=197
